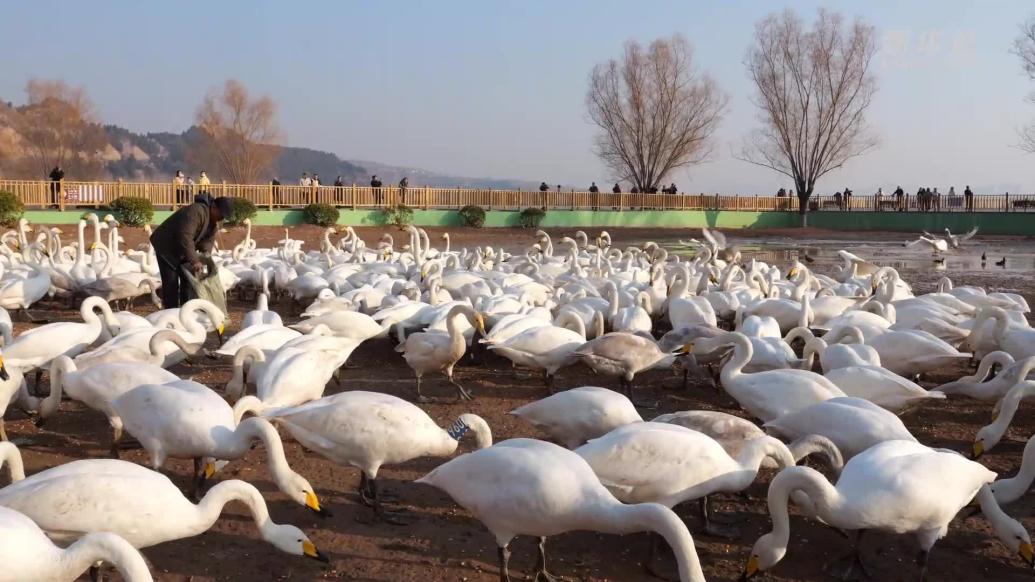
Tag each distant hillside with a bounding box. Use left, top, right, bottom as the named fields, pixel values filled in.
left=350, top=159, right=541, bottom=190
left=102, top=126, right=539, bottom=189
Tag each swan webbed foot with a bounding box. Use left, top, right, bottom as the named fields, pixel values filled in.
left=532, top=537, right=569, bottom=582
left=356, top=475, right=412, bottom=525
left=450, top=377, right=474, bottom=401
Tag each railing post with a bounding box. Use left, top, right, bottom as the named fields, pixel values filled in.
left=267, top=182, right=274, bottom=211
left=57, top=178, right=65, bottom=211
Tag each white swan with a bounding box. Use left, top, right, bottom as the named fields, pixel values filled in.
left=764, top=397, right=918, bottom=459
left=113, top=379, right=324, bottom=512
left=227, top=344, right=343, bottom=416
left=71, top=328, right=202, bottom=370
left=973, top=380, right=1035, bottom=457
left=417, top=439, right=706, bottom=582
left=694, top=331, right=844, bottom=422
left=0, top=505, right=153, bottom=582
left=3, top=296, right=120, bottom=372
left=576, top=422, right=794, bottom=534
left=509, top=386, right=642, bottom=448
left=487, top=311, right=588, bottom=390
left=0, top=457, right=328, bottom=563
left=100, top=299, right=226, bottom=367
left=824, top=365, right=946, bottom=412
left=937, top=352, right=1034, bottom=400
left=37, top=355, right=180, bottom=455
left=742, top=440, right=1032, bottom=580
left=262, top=390, right=491, bottom=521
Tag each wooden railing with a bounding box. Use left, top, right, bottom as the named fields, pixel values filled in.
left=1, top=179, right=1032, bottom=213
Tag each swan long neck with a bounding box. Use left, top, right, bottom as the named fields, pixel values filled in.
left=228, top=346, right=265, bottom=401
left=40, top=356, right=74, bottom=419
left=594, top=503, right=705, bottom=582
left=736, top=436, right=795, bottom=474
left=0, top=441, right=25, bottom=482
left=193, top=480, right=274, bottom=539
left=233, top=417, right=301, bottom=495
left=993, top=436, right=1035, bottom=502
left=59, top=533, right=152, bottom=582
left=762, top=466, right=844, bottom=566
left=719, top=333, right=753, bottom=385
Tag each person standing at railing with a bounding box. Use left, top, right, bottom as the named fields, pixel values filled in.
left=299, top=172, right=311, bottom=187
left=312, top=174, right=320, bottom=187
left=150, top=193, right=231, bottom=308
left=834, top=190, right=843, bottom=210
left=932, top=187, right=941, bottom=212
left=894, top=186, right=904, bottom=211
left=334, top=175, right=344, bottom=205
left=965, top=185, right=974, bottom=212
left=539, top=182, right=549, bottom=193
left=173, top=170, right=187, bottom=204
left=371, top=175, right=383, bottom=204
left=399, top=177, right=408, bottom=204
left=48, top=166, right=64, bottom=207
left=612, top=183, right=621, bottom=194
left=843, top=187, right=852, bottom=211
left=271, top=177, right=281, bottom=204
left=198, top=171, right=210, bottom=186
left=588, top=182, right=599, bottom=193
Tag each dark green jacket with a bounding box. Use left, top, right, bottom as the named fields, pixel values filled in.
left=150, top=201, right=216, bottom=263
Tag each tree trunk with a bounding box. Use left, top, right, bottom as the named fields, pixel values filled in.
left=796, top=181, right=811, bottom=227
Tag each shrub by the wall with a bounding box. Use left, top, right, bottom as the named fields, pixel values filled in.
left=457, top=205, right=486, bottom=228
left=224, top=197, right=258, bottom=226
left=108, top=196, right=154, bottom=227
left=519, top=207, right=546, bottom=229
left=303, top=203, right=340, bottom=227
left=0, top=192, right=24, bottom=227
left=383, top=204, right=414, bottom=229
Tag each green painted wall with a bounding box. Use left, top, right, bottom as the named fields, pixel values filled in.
left=21, top=208, right=1035, bottom=235
left=806, top=212, right=1035, bottom=235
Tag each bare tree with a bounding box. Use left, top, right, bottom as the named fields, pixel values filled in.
left=738, top=9, right=878, bottom=222
left=10, top=79, right=106, bottom=179
left=194, top=79, right=282, bottom=184
left=586, top=35, right=727, bottom=192
left=1013, top=16, right=1035, bottom=152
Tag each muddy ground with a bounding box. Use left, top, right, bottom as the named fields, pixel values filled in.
left=5, top=224, right=1035, bottom=581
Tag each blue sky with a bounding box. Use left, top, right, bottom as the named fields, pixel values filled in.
left=2, top=1, right=1034, bottom=194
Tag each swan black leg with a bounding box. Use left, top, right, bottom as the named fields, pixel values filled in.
left=415, top=375, right=431, bottom=403
left=372, top=478, right=412, bottom=525
left=822, top=529, right=870, bottom=580
left=533, top=536, right=563, bottom=582
left=498, top=545, right=512, bottom=582
left=544, top=372, right=555, bottom=394
left=89, top=565, right=103, bottom=582
left=449, top=373, right=474, bottom=401
left=700, top=496, right=739, bottom=538
left=189, top=457, right=205, bottom=501
left=358, top=473, right=374, bottom=506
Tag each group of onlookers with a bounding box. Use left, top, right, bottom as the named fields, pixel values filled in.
left=539, top=181, right=681, bottom=195
left=173, top=170, right=211, bottom=204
